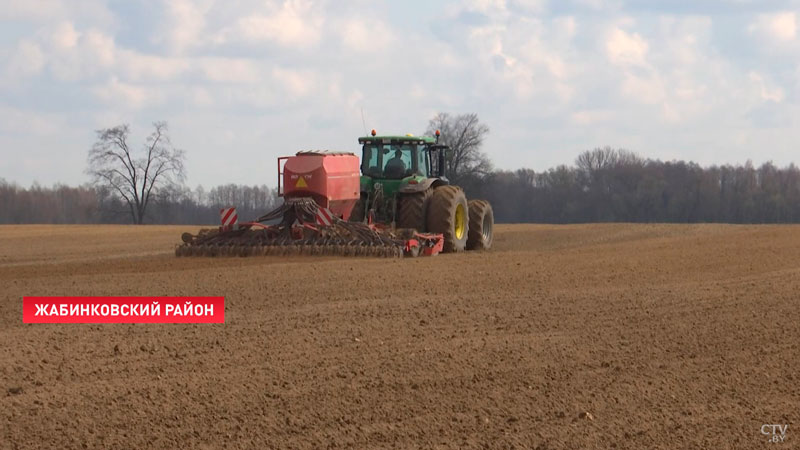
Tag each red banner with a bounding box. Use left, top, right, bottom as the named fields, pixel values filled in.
left=23, top=297, right=225, bottom=324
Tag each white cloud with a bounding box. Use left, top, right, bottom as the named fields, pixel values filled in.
left=159, top=0, right=210, bottom=52
left=0, top=0, right=65, bottom=21
left=0, top=0, right=114, bottom=25
left=199, top=58, right=261, bottom=83
left=749, top=12, right=797, bottom=43
left=749, top=72, right=785, bottom=103
left=470, top=0, right=509, bottom=14
left=117, top=50, right=188, bottom=81
left=620, top=72, right=665, bottom=105
left=573, top=0, right=619, bottom=10
left=51, top=21, right=80, bottom=49
left=3, top=21, right=198, bottom=85
left=83, top=30, right=115, bottom=65
left=2, top=1, right=800, bottom=186
left=190, top=87, right=214, bottom=106
left=340, top=19, right=394, bottom=53
left=555, top=16, right=577, bottom=40
left=272, top=67, right=314, bottom=97
left=605, top=26, right=649, bottom=66
left=218, top=0, right=324, bottom=48
left=92, top=77, right=162, bottom=109
left=0, top=105, right=66, bottom=135
left=26, top=22, right=118, bottom=81
left=571, top=109, right=613, bottom=125
left=509, top=0, right=546, bottom=14
left=5, top=40, right=45, bottom=79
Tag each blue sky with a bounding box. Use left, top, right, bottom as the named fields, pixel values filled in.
left=1, top=0, right=799, bottom=187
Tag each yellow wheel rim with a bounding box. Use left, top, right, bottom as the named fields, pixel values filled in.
left=454, top=203, right=466, bottom=240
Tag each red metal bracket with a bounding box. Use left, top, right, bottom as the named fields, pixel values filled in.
left=277, top=156, right=290, bottom=197
left=416, top=232, right=444, bottom=256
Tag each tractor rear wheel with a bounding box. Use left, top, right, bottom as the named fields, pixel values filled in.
left=467, top=199, right=493, bottom=250
left=397, top=189, right=431, bottom=231
left=426, top=186, right=468, bottom=253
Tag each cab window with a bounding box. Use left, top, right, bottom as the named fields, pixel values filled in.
left=362, top=145, right=380, bottom=177
left=416, top=145, right=428, bottom=177
left=362, top=143, right=415, bottom=179
left=383, top=145, right=413, bottom=178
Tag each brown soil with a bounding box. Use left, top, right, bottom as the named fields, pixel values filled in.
left=1, top=224, right=798, bottom=449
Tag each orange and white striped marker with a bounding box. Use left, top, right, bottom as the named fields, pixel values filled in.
left=220, top=207, right=238, bottom=227
left=316, top=207, right=334, bottom=226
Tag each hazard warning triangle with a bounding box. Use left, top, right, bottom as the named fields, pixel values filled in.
left=295, top=177, right=308, bottom=188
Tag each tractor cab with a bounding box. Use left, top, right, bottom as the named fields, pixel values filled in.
left=357, top=132, right=447, bottom=182
left=354, top=130, right=451, bottom=226
left=362, top=142, right=428, bottom=179
left=359, top=135, right=430, bottom=180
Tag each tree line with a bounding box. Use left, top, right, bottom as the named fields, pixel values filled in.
left=460, top=148, right=800, bottom=223
left=0, top=180, right=279, bottom=225
left=3, top=115, right=800, bottom=225
left=4, top=151, right=800, bottom=224
left=430, top=114, right=800, bottom=224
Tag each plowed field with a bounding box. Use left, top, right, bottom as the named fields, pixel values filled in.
left=1, top=224, right=798, bottom=449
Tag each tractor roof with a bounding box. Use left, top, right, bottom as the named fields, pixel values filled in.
left=358, top=135, right=437, bottom=144
left=296, top=150, right=355, bottom=156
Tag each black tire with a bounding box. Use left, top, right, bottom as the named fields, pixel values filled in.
left=397, top=189, right=431, bottom=231
left=426, top=186, right=468, bottom=253
left=467, top=199, right=493, bottom=250
left=349, top=195, right=366, bottom=222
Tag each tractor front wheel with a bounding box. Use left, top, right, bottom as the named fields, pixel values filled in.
left=397, top=189, right=431, bottom=231
left=426, top=186, right=468, bottom=253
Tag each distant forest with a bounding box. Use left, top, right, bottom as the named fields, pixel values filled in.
left=0, top=182, right=279, bottom=225
left=3, top=147, right=800, bottom=225
left=466, top=147, right=800, bottom=224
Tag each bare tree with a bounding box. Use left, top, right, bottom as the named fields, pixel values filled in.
left=87, top=121, right=185, bottom=224
left=575, top=147, right=620, bottom=177
left=425, top=112, right=491, bottom=183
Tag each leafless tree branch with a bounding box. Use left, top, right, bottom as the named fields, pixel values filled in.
left=425, top=112, right=491, bottom=183
left=86, top=121, right=186, bottom=224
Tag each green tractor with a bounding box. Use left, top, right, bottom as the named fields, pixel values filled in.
left=349, top=130, right=494, bottom=253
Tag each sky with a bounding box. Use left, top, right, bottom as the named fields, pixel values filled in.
left=1, top=0, right=799, bottom=188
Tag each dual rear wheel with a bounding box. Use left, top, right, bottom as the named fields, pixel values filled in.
left=399, top=185, right=493, bottom=253
left=426, top=186, right=469, bottom=253
left=466, top=199, right=493, bottom=251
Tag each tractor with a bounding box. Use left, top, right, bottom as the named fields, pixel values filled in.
left=349, top=130, right=493, bottom=252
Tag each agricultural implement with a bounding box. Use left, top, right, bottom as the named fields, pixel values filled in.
left=176, top=131, right=494, bottom=258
